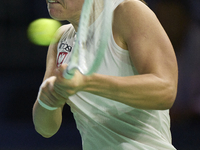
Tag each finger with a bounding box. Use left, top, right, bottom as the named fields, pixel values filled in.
left=40, top=92, right=67, bottom=108
left=55, top=64, right=68, bottom=81
left=47, top=85, right=68, bottom=107
left=58, top=63, right=68, bottom=74
left=49, top=92, right=68, bottom=107
left=48, top=78, right=68, bottom=98
left=39, top=77, right=67, bottom=107
left=54, top=83, right=69, bottom=98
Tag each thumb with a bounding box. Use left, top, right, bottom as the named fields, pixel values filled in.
left=55, top=63, right=68, bottom=79
left=59, top=63, right=68, bottom=73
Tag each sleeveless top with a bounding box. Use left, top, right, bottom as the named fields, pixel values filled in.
left=56, top=0, right=176, bottom=149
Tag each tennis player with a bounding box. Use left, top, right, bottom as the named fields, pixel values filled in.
left=33, top=0, right=178, bottom=149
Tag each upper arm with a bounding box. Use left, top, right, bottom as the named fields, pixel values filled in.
left=113, top=0, right=178, bottom=83
left=43, top=24, right=71, bottom=81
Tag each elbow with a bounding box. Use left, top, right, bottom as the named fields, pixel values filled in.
left=160, top=94, right=176, bottom=110
left=158, top=81, right=177, bottom=110
left=34, top=125, right=56, bottom=138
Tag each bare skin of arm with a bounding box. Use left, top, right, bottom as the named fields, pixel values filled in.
left=33, top=0, right=178, bottom=137
left=83, top=1, right=178, bottom=110
left=52, top=1, right=178, bottom=110
left=32, top=25, right=71, bottom=138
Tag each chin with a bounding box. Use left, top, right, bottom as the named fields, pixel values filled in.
left=50, top=16, right=66, bottom=21
left=48, top=11, right=63, bottom=21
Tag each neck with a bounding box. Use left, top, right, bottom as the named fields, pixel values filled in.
left=68, top=12, right=81, bottom=32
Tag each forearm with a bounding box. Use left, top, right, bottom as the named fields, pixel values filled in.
left=84, top=73, right=177, bottom=110
left=32, top=100, right=63, bottom=138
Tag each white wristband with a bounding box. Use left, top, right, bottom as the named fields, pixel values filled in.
left=38, top=99, right=58, bottom=111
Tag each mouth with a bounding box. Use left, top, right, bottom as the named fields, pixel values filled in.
left=48, top=0, right=60, bottom=3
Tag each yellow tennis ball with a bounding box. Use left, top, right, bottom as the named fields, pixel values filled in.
left=27, top=18, right=62, bottom=46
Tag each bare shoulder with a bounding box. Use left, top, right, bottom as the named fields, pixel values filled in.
left=113, top=0, right=158, bottom=34
left=112, top=0, right=165, bottom=49
left=43, top=24, right=73, bottom=80
left=57, top=24, right=73, bottom=34
left=113, top=0, right=177, bottom=80
left=52, top=24, right=73, bottom=44
left=114, top=0, right=154, bottom=20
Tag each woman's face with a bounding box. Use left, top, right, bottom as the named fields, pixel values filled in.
left=46, top=0, right=84, bottom=22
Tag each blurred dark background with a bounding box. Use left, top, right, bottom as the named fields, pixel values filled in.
left=0, top=0, right=200, bottom=149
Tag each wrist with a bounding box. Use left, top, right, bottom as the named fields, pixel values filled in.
left=37, top=99, right=58, bottom=111
left=83, top=73, right=104, bottom=93
left=82, top=73, right=94, bottom=92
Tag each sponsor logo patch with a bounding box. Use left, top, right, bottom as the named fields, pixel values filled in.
left=57, top=52, right=68, bottom=67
